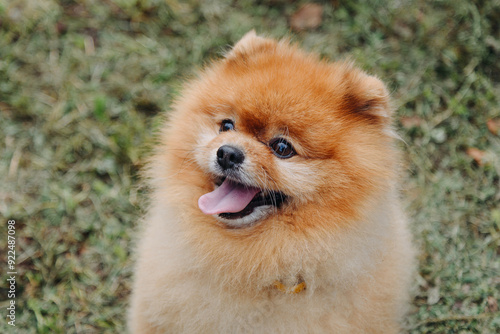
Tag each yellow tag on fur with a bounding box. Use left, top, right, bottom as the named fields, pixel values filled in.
left=273, top=280, right=306, bottom=294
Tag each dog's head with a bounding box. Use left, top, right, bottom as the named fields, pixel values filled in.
left=161, top=31, right=397, bottom=230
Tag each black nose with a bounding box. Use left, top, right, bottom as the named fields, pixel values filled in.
left=217, top=145, right=245, bottom=170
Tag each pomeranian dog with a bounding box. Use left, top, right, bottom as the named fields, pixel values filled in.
left=128, top=31, right=415, bottom=333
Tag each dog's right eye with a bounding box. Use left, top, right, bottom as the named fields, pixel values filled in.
left=220, top=119, right=235, bottom=132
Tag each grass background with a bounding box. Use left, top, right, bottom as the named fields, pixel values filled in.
left=1, top=0, right=499, bottom=332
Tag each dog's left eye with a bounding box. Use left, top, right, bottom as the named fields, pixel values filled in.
left=220, top=119, right=235, bottom=132
left=269, top=138, right=296, bottom=159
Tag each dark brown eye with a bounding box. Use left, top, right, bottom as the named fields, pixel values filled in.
left=269, top=138, right=295, bottom=159
left=220, top=119, right=235, bottom=132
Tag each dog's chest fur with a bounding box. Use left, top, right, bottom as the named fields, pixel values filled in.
left=130, top=193, right=413, bottom=334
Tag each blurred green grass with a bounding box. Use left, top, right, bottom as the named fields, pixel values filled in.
left=0, top=0, right=499, bottom=332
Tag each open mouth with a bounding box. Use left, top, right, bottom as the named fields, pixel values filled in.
left=219, top=187, right=287, bottom=220
left=198, top=177, right=287, bottom=220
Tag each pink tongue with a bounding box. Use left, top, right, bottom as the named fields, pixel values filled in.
left=198, top=179, right=260, bottom=215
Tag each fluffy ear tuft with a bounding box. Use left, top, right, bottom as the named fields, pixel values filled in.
left=339, top=66, right=393, bottom=121
left=225, top=30, right=276, bottom=61
left=359, top=75, right=392, bottom=118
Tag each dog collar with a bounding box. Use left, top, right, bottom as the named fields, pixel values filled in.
left=273, top=280, right=306, bottom=294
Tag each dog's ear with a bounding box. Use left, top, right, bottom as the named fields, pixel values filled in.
left=225, top=30, right=276, bottom=61
left=338, top=64, right=393, bottom=121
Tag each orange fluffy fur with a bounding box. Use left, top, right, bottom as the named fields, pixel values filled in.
left=128, top=31, right=415, bottom=333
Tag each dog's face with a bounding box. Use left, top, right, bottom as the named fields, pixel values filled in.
left=163, top=32, right=396, bottom=230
